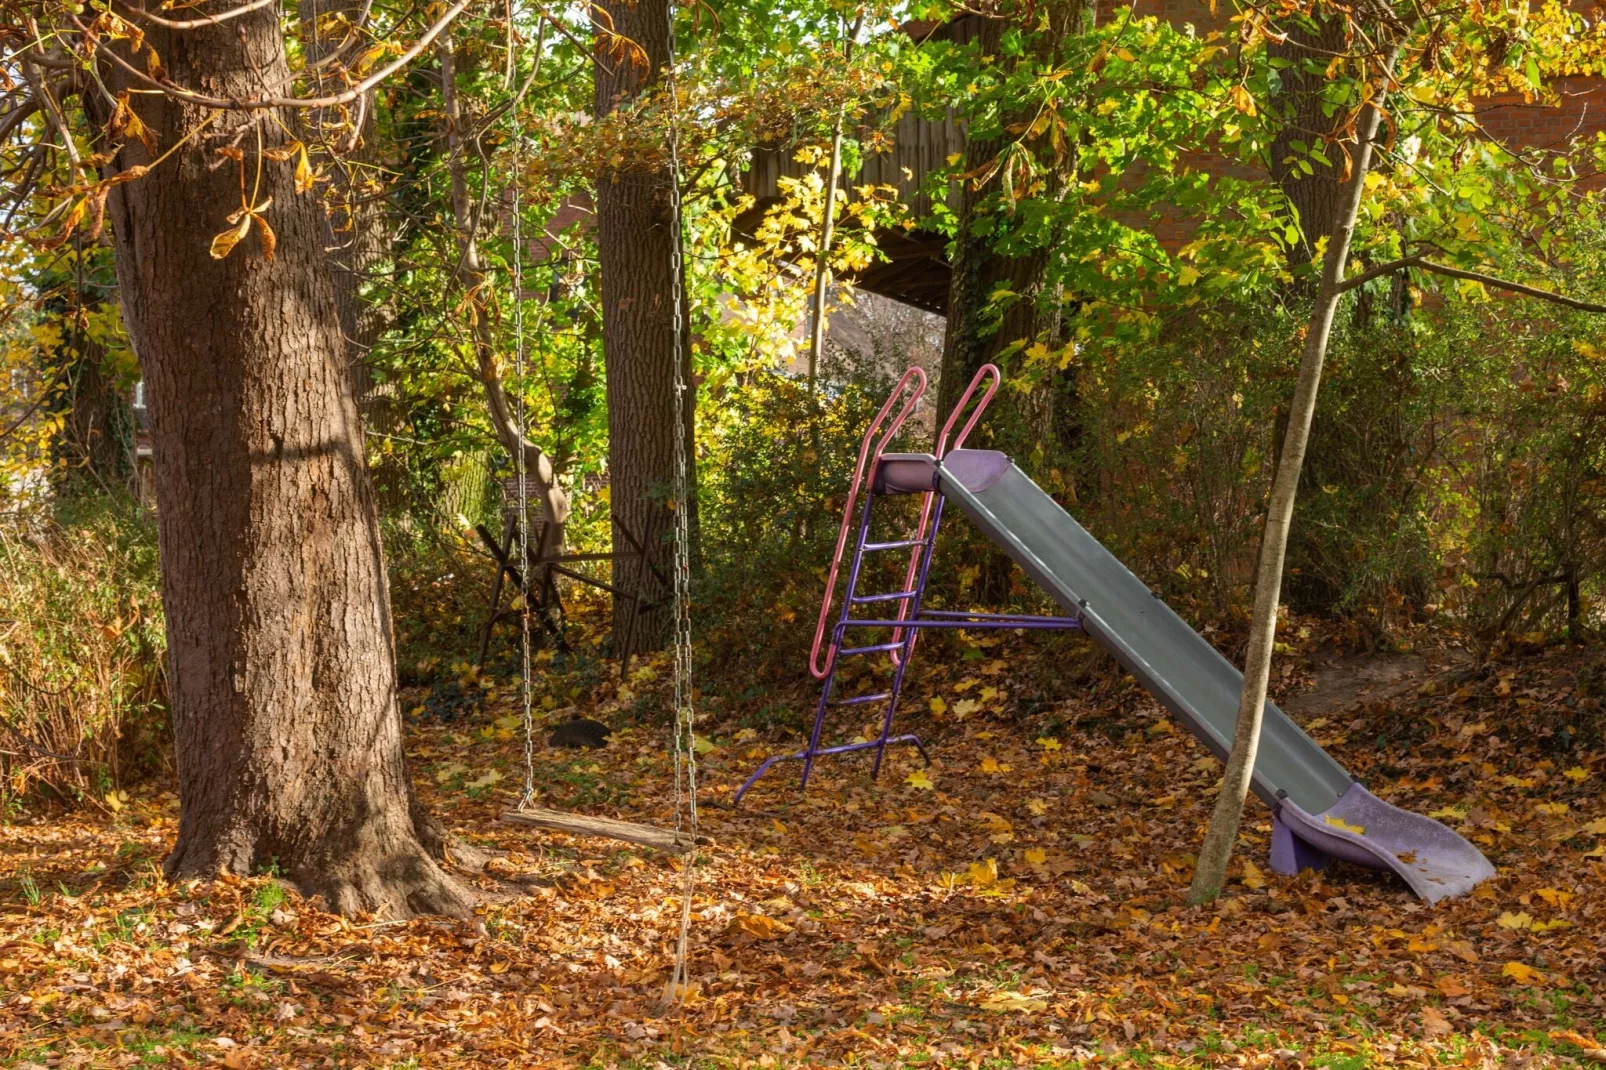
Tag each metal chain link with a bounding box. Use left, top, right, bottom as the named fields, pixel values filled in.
left=662, top=0, right=699, bottom=1007
left=511, top=121, right=537, bottom=811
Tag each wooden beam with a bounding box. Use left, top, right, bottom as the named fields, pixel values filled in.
left=501, top=807, right=694, bottom=854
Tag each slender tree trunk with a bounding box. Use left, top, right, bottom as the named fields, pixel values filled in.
left=88, top=9, right=472, bottom=917
left=437, top=32, right=570, bottom=532
left=1187, top=43, right=1400, bottom=905
left=594, top=0, right=682, bottom=651
left=49, top=292, right=134, bottom=493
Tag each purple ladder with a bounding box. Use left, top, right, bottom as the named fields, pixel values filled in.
left=733, top=366, right=1083, bottom=805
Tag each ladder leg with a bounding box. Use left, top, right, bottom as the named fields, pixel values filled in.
left=802, top=484, right=879, bottom=789
left=871, top=496, right=945, bottom=778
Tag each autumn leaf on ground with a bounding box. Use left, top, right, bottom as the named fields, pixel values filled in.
left=1498, top=910, right=1534, bottom=931
left=906, top=769, right=933, bottom=790
left=1502, top=961, right=1547, bottom=986
left=434, top=761, right=468, bottom=783
left=728, top=914, right=791, bottom=941
left=967, top=858, right=998, bottom=888
left=1241, top=859, right=1266, bottom=890
left=1535, top=888, right=1576, bottom=908
left=1036, top=737, right=1061, bottom=751
left=1421, top=1005, right=1454, bottom=1037
left=1562, top=766, right=1592, bottom=782
left=929, top=696, right=947, bottom=716
left=979, top=756, right=1012, bottom=775
left=978, top=990, right=1048, bottom=1014
left=1026, top=798, right=1048, bottom=815
left=952, top=698, right=980, bottom=719
left=1535, top=802, right=1570, bottom=816
left=465, top=769, right=502, bottom=790
left=1324, top=815, right=1367, bottom=835
left=1024, top=847, right=1047, bottom=865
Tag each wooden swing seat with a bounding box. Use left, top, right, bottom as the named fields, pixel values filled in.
left=501, top=806, right=693, bottom=854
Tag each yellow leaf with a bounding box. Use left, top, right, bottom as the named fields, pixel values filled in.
left=1498, top=911, right=1534, bottom=931
left=465, top=769, right=502, bottom=790
left=1530, top=919, right=1572, bottom=932
left=729, top=913, right=791, bottom=940
left=1562, top=767, right=1590, bottom=782
left=952, top=698, right=980, bottom=719
left=210, top=214, right=252, bottom=259
left=1502, top=961, right=1547, bottom=986
left=979, top=990, right=1048, bottom=1014
left=1026, top=798, right=1048, bottom=816
left=1583, top=819, right=1606, bottom=835
left=294, top=143, right=316, bottom=195
left=906, top=769, right=933, bottom=791
left=693, top=734, right=716, bottom=755
left=256, top=214, right=276, bottom=261
left=1535, top=802, right=1570, bottom=816
left=967, top=858, right=998, bottom=888
left=1177, top=265, right=1201, bottom=286
left=1535, top=888, right=1575, bottom=909
left=1036, top=737, right=1061, bottom=751
left=435, top=761, right=468, bottom=782
left=1324, top=815, right=1367, bottom=836
left=1069, top=878, right=1093, bottom=896
left=929, top=696, right=947, bottom=716
left=1429, top=805, right=1468, bottom=821
left=1024, top=847, right=1047, bottom=865
left=980, top=756, right=1011, bottom=775
left=1241, top=860, right=1266, bottom=891
left=103, top=791, right=124, bottom=813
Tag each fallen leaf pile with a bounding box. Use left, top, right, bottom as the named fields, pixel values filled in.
left=2, top=607, right=1604, bottom=1067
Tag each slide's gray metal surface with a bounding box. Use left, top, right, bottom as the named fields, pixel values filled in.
left=922, top=448, right=1495, bottom=901
left=936, top=452, right=1352, bottom=814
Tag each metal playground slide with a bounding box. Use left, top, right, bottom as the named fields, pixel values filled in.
left=736, top=366, right=1496, bottom=903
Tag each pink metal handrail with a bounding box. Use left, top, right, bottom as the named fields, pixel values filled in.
left=808, top=367, right=928, bottom=679
left=936, top=363, right=1002, bottom=458
left=888, top=363, right=1003, bottom=662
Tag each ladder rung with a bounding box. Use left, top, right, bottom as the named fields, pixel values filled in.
left=850, top=590, right=917, bottom=604
left=832, top=691, right=892, bottom=706
left=838, top=641, right=905, bottom=656
left=863, top=538, right=926, bottom=551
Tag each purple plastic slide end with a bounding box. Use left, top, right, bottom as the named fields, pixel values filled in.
left=1270, top=811, right=1332, bottom=876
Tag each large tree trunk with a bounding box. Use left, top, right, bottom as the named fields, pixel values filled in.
left=1267, top=12, right=1351, bottom=266
left=89, top=9, right=471, bottom=917
left=1186, top=41, right=1399, bottom=905
left=594, top=0, right=682, bottom=652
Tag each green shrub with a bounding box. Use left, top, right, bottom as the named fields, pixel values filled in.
left=0, top=495, right=167, bottom=810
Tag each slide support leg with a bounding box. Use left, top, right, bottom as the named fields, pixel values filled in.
left=1270, top=812, right=1332, bottom=876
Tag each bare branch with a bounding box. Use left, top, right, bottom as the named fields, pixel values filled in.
left=72, top=0, right=473, bottom=111
left=1337, top=253, right=1606, bottom=312
left=119, top=0, right=277, bottom=31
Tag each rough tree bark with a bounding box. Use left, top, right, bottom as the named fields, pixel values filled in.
left=594, top=0, right=691, bottom=651
left=1187, top=41, right=1400, bottom=905
left=48, top=292, right=134, bottom=492
left=299, top=0, right=390, bottom=397
left=1268, top=12, right=1351, bottom=266
left=89, top=7, right=473, bottom=917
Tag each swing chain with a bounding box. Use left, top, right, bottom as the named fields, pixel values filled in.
left=663, top=0, right=698, bottom=1007
left=510, top=110, right=537, bottom=811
